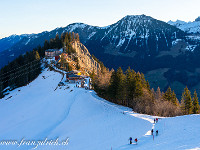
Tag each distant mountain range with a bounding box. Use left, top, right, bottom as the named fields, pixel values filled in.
left=168, top=16, right=200, bottom=34
left=1, top=15, right=200, bottom=98
left=0, top=15, right=187, bottom=69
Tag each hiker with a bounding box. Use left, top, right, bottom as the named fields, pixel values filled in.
left=154, top=118, right=155, bottom=123
left=151, top=129, right=154, bottom=135
left=156, top=130, right=158, bottom=136
left=156, top=118, right=158, bottom=123
left=129, top=137, right=132, bottom=144
left=135, top=138, right=138, bottom=144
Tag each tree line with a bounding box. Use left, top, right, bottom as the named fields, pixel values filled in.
left=91, top=66, right=200, bottom=117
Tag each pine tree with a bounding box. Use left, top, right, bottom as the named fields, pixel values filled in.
left=155, top=87, right=162, bottom=100
left=181, top=86, right=193, bottom=114
left=64, top=33, right=69, bottom=53
left=108, top=71, right=118, bottom=102
left=72, top=32, right=75, bottom=41
left=192, top=90, right=199, bottom=114
left=115, top=67, right=126, bottom=105
left=171, top=91, right=178, bottom=106
left=90, top=70, right=96, bottom=82
left=60, top=53, right=66, bottom=69
left=163, top=87, right=172, bottom=102
left=68, top=32, right=72, bottom=42
left=44, top=40, right=50, bottom=50
left=61, top=33, right=66, bottom=44
left=134, top=72, right=143, bottom=98
left=35, top=51, right=40, bottom=60
left=54, top=34, right=62, bottom=49
left=125, top=67, right=136, bottom=106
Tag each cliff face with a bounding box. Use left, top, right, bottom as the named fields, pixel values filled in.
left=71, top=41, right=101, bottom=75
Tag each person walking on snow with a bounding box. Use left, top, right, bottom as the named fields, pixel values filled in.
left=156, top=130, right=158, bottom=136
left=156, top=118, right=158, bottom=123
left=129, top=137, right=132, bottom=144
left=135, top=138, right=138, bottom=144
left=154, top=118, right=155, bottom=123
left=151, top=129, right=154, bottom=135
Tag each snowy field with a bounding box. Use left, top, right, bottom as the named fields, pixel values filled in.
left=0, top=68, right=200, bottom=150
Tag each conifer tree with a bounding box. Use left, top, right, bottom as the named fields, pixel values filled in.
left=68, top=32, right=72, bottom=42
left=72, top=32, right=75, bottom=41
left=34, top=51, right=41, bottom=75
left=64, top=33, right=69, bottom=52
left=61, top=33, right=66, bottom=44
left=134, top=72, right=143, bottom=98
left=43, top=40, right=50, bottom=50
left=35, top=51, right=40, bottom=60
left=192, top=90, right=199, bottom=114
left=60, top=53, right=66, bottom=69
left=90, top=70, right=96, bottom=82
left=140, top=73, right=147, bottom=86
left=163, top=87, right=172, bottom=102
left=146, top=80, right=151, bottom=91
left=116, top=67, right=126, bottom=105
left=181, top=86, right=193, bottom=114
left=125, top=67, right=136, bottom=106
left=155, top=87, right=162, bottom=100
left=108, top=71, right=118, bottom=102
left=171, top=91, right=178, bottom=106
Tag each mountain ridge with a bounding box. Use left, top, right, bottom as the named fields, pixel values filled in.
left=168, top=16, right=200, bottom=34
left=1, top=14, right=200, bottom=98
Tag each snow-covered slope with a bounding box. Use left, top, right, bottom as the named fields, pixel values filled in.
left=0, top=69, right=200, bottom=150
left=0, top=69, right=152, bottom=150
left=168, top=17, right=200, bottom=33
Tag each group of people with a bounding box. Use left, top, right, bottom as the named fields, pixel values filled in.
left=154, top=118, right=159, bottom=123
left=129, top=118, right=160, bottom=145
left=129, top=137, right=138, bottom=144
left=151, top=129, right=158, bottom=136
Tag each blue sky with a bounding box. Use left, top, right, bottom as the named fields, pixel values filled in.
left=0, top=0, right=199, bottom=39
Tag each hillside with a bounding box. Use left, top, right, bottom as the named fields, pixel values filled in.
left=0, top=68, right=200, bottom=149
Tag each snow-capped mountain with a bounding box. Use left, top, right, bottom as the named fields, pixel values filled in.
left=0, top=15, right=186, bottom=69
left=86, top=15, right=185, bottom=58
left=168, top=17, right=200, bottom=34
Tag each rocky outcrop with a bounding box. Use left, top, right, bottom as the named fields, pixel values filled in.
left=71, top=41, right=101, bottom=75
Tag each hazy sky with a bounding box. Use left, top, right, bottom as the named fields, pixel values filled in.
left=0, top=0, right=199, bottom=39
